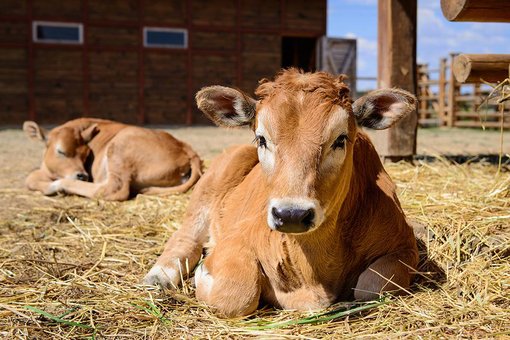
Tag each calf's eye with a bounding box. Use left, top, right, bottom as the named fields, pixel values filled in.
left=255, top=135, right=267, bottom=149
left=332, top=134, right=349, bottom=150
left=56, top=149, right=66, bottom=156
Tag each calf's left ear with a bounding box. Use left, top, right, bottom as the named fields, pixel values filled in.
left=81, top=123, right=99, bottom=143
left=196, top=86, right=257, bottom=127
left=353, top=88, right=416, bottom=130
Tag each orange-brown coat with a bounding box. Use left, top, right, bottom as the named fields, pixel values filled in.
left=24, top=118, right=202, bottom=201
left=145, top=69, right=418, bottom=317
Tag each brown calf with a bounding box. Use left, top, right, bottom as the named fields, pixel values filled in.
left=24, top=118, right=202, bottom=201
left=144, top=69, right=419, bottom=317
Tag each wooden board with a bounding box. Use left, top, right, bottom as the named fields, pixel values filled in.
left=0, top=48, right=28, bottom=124
left=34, top=49, right=83, bottom=123
left=143, top=0, right=186, bottom=25
left=88, top=0, right=139, bottom=21
left=241, top=33, right=281, bottom=94
left=192, top=31, right=237, bottom=51
left=192, top=54, right=237, bottom=124
left=284, top=0, right=326, bottom=32
left=89, top=51, right=138, bottom=123
left=87, top=26, right=138, bottom=47
left=33, top=0, right=82, bottom=20
left=0, top=0, right=26, bottom=16
left=191, top=0, right=236, bottom=27
left=0, top=22, right=27, bottom=44
left=144, top=52, right=187, bottom=124
left=240, top=0, right=280, bottom=29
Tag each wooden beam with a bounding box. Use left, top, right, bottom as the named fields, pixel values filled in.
left=441, top=0, right=510, bottom=23
left=453, top=54, right=510, bottom=83
left=373, top=0, right=417, bottom=160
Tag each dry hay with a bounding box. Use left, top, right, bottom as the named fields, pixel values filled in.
left=0, top=159, right=509, bottom=338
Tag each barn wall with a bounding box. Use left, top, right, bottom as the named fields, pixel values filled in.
left=0, top=0, right=326, bottom=126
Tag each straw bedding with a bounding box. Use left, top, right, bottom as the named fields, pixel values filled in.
left=0, top=128, right=509, bottom=338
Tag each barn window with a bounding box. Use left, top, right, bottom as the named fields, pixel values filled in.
left=33, top=21, right=83, bottom=44
left=144, top=27, right=187, bottom=49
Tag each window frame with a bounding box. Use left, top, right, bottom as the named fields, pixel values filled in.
left=143, top=27, right=188, bottom=49
left=32, top=21, right=84, bottom=45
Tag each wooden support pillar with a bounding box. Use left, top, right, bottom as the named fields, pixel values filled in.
left=373, top=0, right=417, bottom=160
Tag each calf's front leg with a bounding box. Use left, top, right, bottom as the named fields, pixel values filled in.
left=25, top=169, right=60, bottom=195
left=195, top=242, right=261, bottom=318
left=354, top=249, right=417, bottom=301
left=55, top=173, right=130, bottom=201
left=144, top=202, right=210, bottom=289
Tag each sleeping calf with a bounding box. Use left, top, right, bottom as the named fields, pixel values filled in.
left=24, top=118, right=202, bottom=201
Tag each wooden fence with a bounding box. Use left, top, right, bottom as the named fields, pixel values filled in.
left=417, top=54, right=510, bottom=129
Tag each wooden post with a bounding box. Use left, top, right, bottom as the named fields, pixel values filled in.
left=418, top=64, right=428, bottom=123
left=447, top=53, right=458, bottom=127
left=441, top=0, right=510, bottom=23
left=453, top=54, right=510, bottom=83
left=373, top=0, right=417, bottom=160
left=438, top=58, right=447, bottom=125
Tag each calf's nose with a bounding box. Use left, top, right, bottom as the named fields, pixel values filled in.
left=271, top=207, right=315, bottom=233
left=76, top=172, right=89, bottom=181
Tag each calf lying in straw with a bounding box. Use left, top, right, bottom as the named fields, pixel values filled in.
left=145, top=69, right=418, bottom=317
left=24, top=118, right=202, bottom=201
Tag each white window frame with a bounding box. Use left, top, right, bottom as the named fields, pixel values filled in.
left=143, top=27, right=188, bottom=49
left=32, top=21, right=84, bottom=44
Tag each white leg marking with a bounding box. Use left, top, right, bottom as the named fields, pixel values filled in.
left=194, top=262, right=214, bottom=297
left=143, top=264, right=179, bottom=289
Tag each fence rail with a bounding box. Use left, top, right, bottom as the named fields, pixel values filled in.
left=358, top=55, right=510, bottom=129
left=417, top=54, right=509, bottom=129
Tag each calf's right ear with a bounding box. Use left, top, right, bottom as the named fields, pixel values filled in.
left=353, top=88, right=416, bottom=130
left=196, top=86, right=257, bottom=127
left=23, top=121, right=47, bottom=142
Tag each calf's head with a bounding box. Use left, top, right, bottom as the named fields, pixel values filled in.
left=196, top=69, right=415, bottom=234
left=23, top=121, right=97, bottom=181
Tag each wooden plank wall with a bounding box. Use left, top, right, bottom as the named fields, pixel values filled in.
left=0, top=0, right=326, bottom=126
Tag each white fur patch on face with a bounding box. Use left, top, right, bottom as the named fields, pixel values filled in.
left=267, top=197, right=324, bottom=232
left=321, top=107, right=351, bottom=171
left=55, top=143, right=65, bottom=156
left=143, top=263, right=180, bottom=289
left=255, top=114, right=275, bottom=173
left=194, top=262, right=213, bottom=297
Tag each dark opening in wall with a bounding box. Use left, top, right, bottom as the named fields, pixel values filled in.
left=281, top=37, right=317, bottom=71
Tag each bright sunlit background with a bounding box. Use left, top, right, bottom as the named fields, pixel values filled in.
left=327, top=0, right=510, bottom=91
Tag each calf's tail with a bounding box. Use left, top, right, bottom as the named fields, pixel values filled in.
left=139, top=148, right=203, bottom=196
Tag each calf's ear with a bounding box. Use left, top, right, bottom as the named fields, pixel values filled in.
left=353, top=88, right=416, bottom=130
left=23, top=121, right=47, bottom=142
left=81, top=123, right=99, bottom=143
left=196, top=86, right=256, bottom=127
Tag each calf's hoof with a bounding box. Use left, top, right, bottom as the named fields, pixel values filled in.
left=143, top=264, right=180, bottom=289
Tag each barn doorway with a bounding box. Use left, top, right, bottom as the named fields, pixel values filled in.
left=281, top=37, right=317, bottom=72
